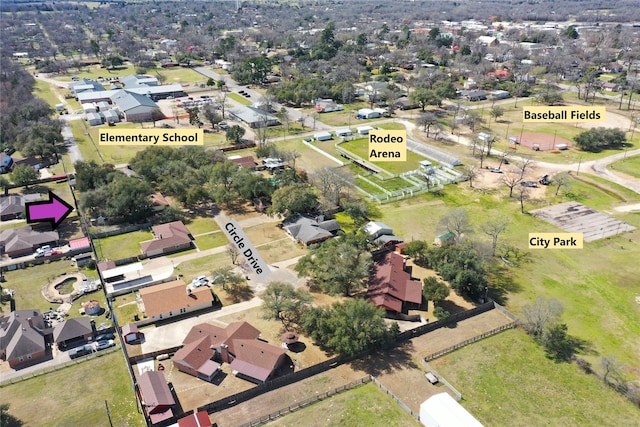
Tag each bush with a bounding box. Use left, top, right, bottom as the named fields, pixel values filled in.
left=574, top=128, right=627, bottom=153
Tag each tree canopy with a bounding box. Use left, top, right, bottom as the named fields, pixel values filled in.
left=295, top=232, right=372, bottom=297
left=574, top=128, right=627, bottom=152
left=300, top=299, right=398, bottom=357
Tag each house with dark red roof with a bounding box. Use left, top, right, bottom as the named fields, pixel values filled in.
left=140, top=221, right=193, bottom=257
left=138, top=370, right=176, bottom=425
left=367, top=252, right=423, bottom=314
left=177, top=321, right=291, bottom=384
left=229, top=155, right=258, bottom=170
left=177, top=411, right=212, bottom=427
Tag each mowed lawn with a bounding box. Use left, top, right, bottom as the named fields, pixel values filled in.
left=609, top=153, right=640, bottom=178
left=0, top=352, right=145, bottom=427
left=430, top=329, right=639, bottom=427
left=94, top=230, right=153, bottom=261
left=267, top=382, right=421, bottom=427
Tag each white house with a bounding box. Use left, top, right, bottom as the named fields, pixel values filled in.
left=357, top=108, right=381, bottom=119
left=420, top=393, right=484, bottom=427
left=357, top=125, right=375, bottom=135
left=335, top=128, right=353, bottom=137
left=313, top=131, right=333, bottom=141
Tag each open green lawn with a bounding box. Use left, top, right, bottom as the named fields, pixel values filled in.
left=228, top=93, right=253, bottom=106
left=268, top=382, right=421, bottom=427
left=430, top=329, right=639, bottom=427
left=0, top=351, right=145, bottom=427
left=186, top=216, right=220, bottom=235
left=69, top=119, right=104, bottom=164
left=194, top=231, right=228, bottom=250
left=609, top=153, right=640, bottom=178
left=94, top=230, right=153, bottom=261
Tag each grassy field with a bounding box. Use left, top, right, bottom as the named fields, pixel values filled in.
left=430, top=329, right=639, bottom=427
left=268, top=382, right=421, bottom=427
left=0, top=351, right=145, bottom=427
left=609, top=153, right=640, bottom=178
left=338, top=138, right=426, bottom=174
left=228, top=93, right=253, bottom=106
left=194, top=231, right=228, bottom=250
left=94, top=230, right=153, bottom=261
left=377, top=173, right=640, bottom=374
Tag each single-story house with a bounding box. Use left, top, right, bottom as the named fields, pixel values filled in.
left=52, top=317, right=93, bottom=348
left=138, top=370, right=176, bottom=425
left=314, top=99, right=344, bottom=113
left=602, top=82, right=621, bottom=92
left=364, top=221, right=402, bottom=248
left=395, top=97, right=419, bottom=110
left=0, top=310, right=48, bottom=368
left=177, top=411, right=212, bottom=427
left=0, top=226, right=59, bottom=258
left=172, top=335, right=221, bottom=382
left=138, top=279, right=215, bottom=323
left=140, top=221, right=193, bottom=257
left=419, top=393, right=484, bottom=427
left=228, top=106, right=280, bottom=128
left=476, top=36, right=499, bottom=46
left=459, top=90, right=487, bottom=102
left=357, top=108, right=381, bottom=119
left=229, top=155, right=258, bottom=170
left=487, top=70, right=510, bottom=81
left=181, top=321, right=291, bottom=384
left=283, top=214, right=341, bottom=246
left=121, top=323, right=141, bottom=343
left=488, top=90, right=511, bottom=100
left=0, top=195, right=24, bottom=220
left=367, top=252, right=423, bottom=314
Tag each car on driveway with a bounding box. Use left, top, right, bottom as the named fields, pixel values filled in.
left=95, top=340, right=115, bottom=351
left=95, top=333, right=115, bottom=342
left=69, top=345, right=93, bottom=359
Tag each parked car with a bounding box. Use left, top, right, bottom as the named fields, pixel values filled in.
left=490, top=168, right=503, bottom=173
left=95, top=333, right=115, bottom=342
left=521, top=180, right=539, bottom=188
left=69, top=345, right=93, bottom=359
left=95, top=340, right=115, bottom=351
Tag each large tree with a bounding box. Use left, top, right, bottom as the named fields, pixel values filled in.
left=268, top=184, right=319, bottom=218
left=422, top=276, right=449, bottom=308
left=574, top=128, right=627, bottom=153
left=295, top=233, right=372, bottom=297
left=261, top=282, right=312, bottom=326
left=10, top=165, right=39, bottom=188
left=300, top=299, right=398, bottom=357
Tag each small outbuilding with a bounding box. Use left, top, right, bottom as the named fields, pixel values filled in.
left=313, top=131, right=333, bottom=141
left=122, top=323, right=141, bottom=343
left=419, top=393, right=484, bottom=427
left=86, top=112, right=103, bottom=126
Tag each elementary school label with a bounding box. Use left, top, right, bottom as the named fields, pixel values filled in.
left=368, top=129, right=407, bottom=162
left=98, top=128, right=203, bottom=146
left=522, top=106, right=606, bottom=123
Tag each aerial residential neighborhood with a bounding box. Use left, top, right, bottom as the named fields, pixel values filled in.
left=1, top=0, right=639, bottom=426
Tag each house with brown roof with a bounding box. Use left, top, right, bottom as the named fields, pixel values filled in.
left=138, top=280, right=215, bottom=324
left=178, top=321, right=290, bottom=384
left=140, top=221, right=193, bottom=257
left=177, top=411, right=212, bottom=427
left=0, top=310, right=48, bottom=368
left=366, top=252, right=423, bottom=314
left=172, top=335, right=221, bottom=382
left=229, top=155, right=258, bottom=170
left=138, top=370, right=176, bottom=425
left=0, top=226, right=59, bottom=258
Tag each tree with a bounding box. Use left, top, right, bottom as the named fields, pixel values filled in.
left=481, top=217, right=509, bottom=257
left=187, top=107, right=202, bottom=128
left=225, top=125, right=246, bottom=144
left=226, top=244, right=240, bottom=265
left=433, top=306, right=450, bottom=320
left=268, top=184, right=319, bottom=218
left=517, top=184, right=530, bottom=213
left=417, top=112, right=439, bottom=136
left=300, top=299, right=397, bottom=357
left=210, top=266, right=248, bottom=302
left=261, top=282, right=312, bottom=326
left=202, top=104, right=222, bottom=129
left=0, top=403, right=23, bottom=427
left=295, top=233, right=372, bottom=297
left=489, top=106, right=504, bottom=122
left=574, top=128, right=627, bottom=153
left=542, top=323, right=575, bottom=361
left=564, top=25, right=579, bottom=39
left=411, top=88, right=442, bottom=112
left=10, top=165, right=38, bottom=188
left=403, top=240, right=429, bottom=265
left=422, top=277, right=449, bottom=307
left=600, top=356, right=627, bottom=392
left=462, top=165, right=478, bottom=188
left=554, top=172, right=570, bottom=196
left=439, top=208, right=471, bottom=242
left=522, top=297, right=564, bottom=338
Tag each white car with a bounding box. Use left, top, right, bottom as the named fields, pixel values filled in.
left=191, top=276, right=209, bottom=288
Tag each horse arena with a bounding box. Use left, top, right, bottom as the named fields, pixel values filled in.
left=511, top=132, right=573, bottom=151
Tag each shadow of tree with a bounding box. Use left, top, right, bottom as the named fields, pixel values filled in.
left=486, top=263, right=522, bottom=305
left=349, top=341, right=418, bottom=377
left=227, top=283, right=254, bottom=303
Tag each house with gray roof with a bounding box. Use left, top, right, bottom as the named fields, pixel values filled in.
left=0, top=195, right=24, bottom=221
left=0, top=310, right=48, bottom=368
left=52, top=317, right=93, bottom=348
left=283, top=214, right=340, bottom=246
left=228, top=106, right=280, bottom=128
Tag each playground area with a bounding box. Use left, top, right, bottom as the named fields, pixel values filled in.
left=511, top=132, right=573, bottom=152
